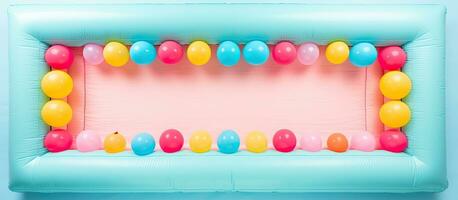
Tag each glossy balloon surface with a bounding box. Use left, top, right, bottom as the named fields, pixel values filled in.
left=159, top=129, right=184, bottom=153
left=44, top=129, right=73, bottom=152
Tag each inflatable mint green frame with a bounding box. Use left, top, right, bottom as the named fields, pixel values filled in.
left=8, top=4, right=446, bottom=193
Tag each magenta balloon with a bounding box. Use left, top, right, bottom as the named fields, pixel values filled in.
left=297, top=43, right=320, bottom=65
left=300, top=133, right=322, bottom=152
left=76, top=130, right=102, bottom=152
left=83, top=44, right=104, bottom=65
left=350, top=132, right=376, bottom=152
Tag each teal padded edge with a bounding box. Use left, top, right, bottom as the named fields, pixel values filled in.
left=8, top=4, right=446, bottom=193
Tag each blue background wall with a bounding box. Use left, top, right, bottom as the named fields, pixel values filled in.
left=1, top=0, right=456, bottom=199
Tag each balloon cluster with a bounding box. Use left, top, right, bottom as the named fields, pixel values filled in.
left=43, top=129, right=408, bottom=154
left=82, top=40, right=383, bottom=68
left=41, top=45, right=74, bottom=128
left=40, top=43, right=410, bottom=154
left=377, top=47, right=411, bottom=131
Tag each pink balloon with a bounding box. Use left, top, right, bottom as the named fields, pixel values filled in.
left=83, top=44, right=104, bottom=65
left=300, top=133, right=322, bottom=152
left=44, top=129, right=73, bottom=153
left=272, top=41, right=297, bottom=65
left=380, top=130, right=408, bottom=153
left=273, top=129, right=297, bottom=152
left=76, top=130, right=102, bottom=152
left=45, top=45, right=74, bottom=69
left=378, top=46, right=406, bottom=71
left=297, top=43, right=319, bottom=65
left=157, top=41, right=183, bottom=64
left=351, top=132, right=376, bottom=152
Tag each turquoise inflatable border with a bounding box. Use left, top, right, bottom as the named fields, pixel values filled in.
left=8, top=4, right=446, bottom=193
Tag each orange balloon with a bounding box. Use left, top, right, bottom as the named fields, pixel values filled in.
left=327, top=133, right=348, bottom=153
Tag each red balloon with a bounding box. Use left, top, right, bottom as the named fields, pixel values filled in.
left=157, top=41, right=183, bottom=64
left=44, top=129, right=73, bottom=152
left=377, top=46, right=406, bottom=71
left=45, top=45, right=74, bottom=69
left=272, top=41, right=297, bottom=65
left=273, top=129, right=297, bottom=152
left=380, top=130, right=408, bottom=153
left=159, top=129, right=184, bottom=153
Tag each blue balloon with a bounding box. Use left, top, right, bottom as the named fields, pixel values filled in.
left=131, top=132, right=155, bottom=156
left=243, top=40, right=269, bottom=66
left=349, top=42, right=377, bottom=67
left=217, top=130, right=240, bottom=154
left=130, top=41, right=156, bottom=65
left=217, top=41, right=241, bottom=67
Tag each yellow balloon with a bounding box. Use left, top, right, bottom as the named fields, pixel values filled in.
left=189, top=130, right=212, bottom=153
left=41, top=70, right=73, bottom=98
left=103, top=42, right=129, bottom=67
left=41, top=100, right=72, bottom=127
left=104, top=131, right=126, bottom=153
left=325, top=41, right=349, bottom=64
left=379, top=101, right=411, bottom=128
left=245, top=131, right=268, bottom=153
left=187, top=41, right=211, bottom=66
left=380, top=71, right=412, bottom=99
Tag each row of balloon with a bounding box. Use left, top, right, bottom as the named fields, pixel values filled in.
left=377, top=46, right=412, bottom=143
left=82, top=40, right=381, bottom=67
left=44, top=129, right=408, bottom=155
left=41, top=45, right=75, bottom=129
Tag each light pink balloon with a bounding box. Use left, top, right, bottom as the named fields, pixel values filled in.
left=83, top=44, right=104, bottom=65
left=297, top=43, right=320, bottom=65
left=300, top=133, right=322, bottom=152
left=76, top=130, right=102, bottom=152
left=351, top=132, right=376, bottom=152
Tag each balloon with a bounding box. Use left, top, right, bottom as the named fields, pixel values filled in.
left=379, top=101, right=411, bottom=128
left=217, top=41, right=240, bottom=67
left=297, top=43, right=320, bottom=65
left=243, top=40, right=269, bottom=65
left=189, top=130, right=212, bottom=153
left=41, top=70, right=73, bottom=98
left=325, top=41, right=349, bottom=64
left=350, top=132, right=376, bottom=152
left=103, top=42, right=129, bottom=67
left=130, top=41, right=156, bottom=65
left=76, top=130, right=101, bottom=152
left=131, top=132, right=155, bottom=156
left=83, top=44, right=104, bottom=65
left=378, top=46, right=407, bottom=70
left=44, top=129, right=73, bottom=152
left=379, top=71, right=412, bottom=99
left=380, top=130, right=408, bottom=152
left=217, top=129, right=240, bottom=154
left=45, top=45, right=74, bottom=69
left=327, top=133, right=348, bottom=152
left=349, top=42, right=377, bottom=67
left=159, top=129, right=184, bottom=153
left=272, top=41, right=296, bottom=65
left=272, top=129, right=297, bottom=152
left=157, top=41, right=183, bottom=64
left=103, top=131, right=126, bottom=153
left=187, top=41, right=211, bottom=66
left=245, top=131, right=268, bottom=153
left=300, top=133, right=322, bottom=152
left=41, top=100, right=72, bottom=127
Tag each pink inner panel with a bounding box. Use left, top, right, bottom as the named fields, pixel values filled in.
left=67, top=46, right=384, bottom=150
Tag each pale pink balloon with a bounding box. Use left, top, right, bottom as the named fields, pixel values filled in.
left=300, top=133, right=322, bottom=152
left=351, top=132, right=376, bottom=152
left=297, top=43, right=320, bottom=65
left=76, top=130, right=102, bottom=152
left=83, top=44, right=104, bottom=65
